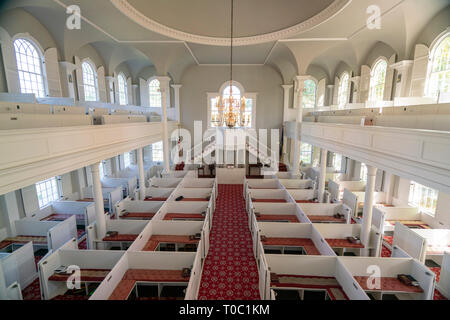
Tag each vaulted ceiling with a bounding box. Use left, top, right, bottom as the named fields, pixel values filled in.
left=0, top=0, right=448, bottom=84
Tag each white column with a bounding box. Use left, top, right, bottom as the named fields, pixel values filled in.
left=350, top=76, right=361, bottom=104
left=384, top=173, right=396, bottom=205
left=132, top=84, right=139, bottom=106
left=317, top=148, right=328, bottom=203
left=171, top=84, right=182, bottom=122
left=159, top=76, right=171, bottom=173
left=361, top=165, right=377, bottom=256
left=292, top=76, right=307, bottom=174
left=137, top=147, right=146, bottom=200
left=91, top=163, right=106, bottom=239
left=281, top=85, right=293, bottom=164
left=327, top=85, right=335, bottom=106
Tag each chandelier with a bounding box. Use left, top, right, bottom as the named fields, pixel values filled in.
left=212, top=0, right=250, bottom=129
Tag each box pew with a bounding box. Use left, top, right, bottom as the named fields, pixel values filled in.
left=154, top=201, right=210, bottom=222
left=412, top=228, right=450, bottom=265
left=296, top=203, right=352, bottom=224
left=101, top=176, right=138, bottom=199
left=245, top=178, right=283, bottom=190
left=247, top=189, right=293, bottom=209
left=378, top=206, right=425, bottom=233
left=185, top=243, right=204, bottom=300
left=86, top=219, right=149, bottom=250
left=148, top=177, right=182, bottom=189
left=38, top=238, right=124, bottom=300
left=314, top=224, right=379, bottom=257
left=101, top=114, right=147, bottom=124
left=4, top=216, right=78, bottom=252
left=168, top=188, right=213, bottom=202
left=250, top=202, right=307, bottom=224
left=279, top=179, right=314, bottom=190
left=328, top=180, right=365, bottom=203
left=266, top=255, right=369, bottom=300
left=275, top=172, right=302, bottom=179
left=0, top=241, right=37, bottom=291
left=134, top=187, right=175, bottom=201
left=178, top=178, right=216, bottom=189
left=258, top=223, right=335, bottom=256
left=89, top=251, right=196, bottom=300
left=115, top=198, right=164, bottom=220
left=287, top=189, right=317, bottom=203
left=392, top=222, right=428, bottom=263
left=342, top=189, right=387, bottom=218
left=80, top=186, right=123, bottom=216
left=127, top=220, right=204, bottom=255
left=339, top=256, right=435, bottom=300
left=27, top=201, right=96, bottom=229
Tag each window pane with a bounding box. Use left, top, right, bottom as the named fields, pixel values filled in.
left=427, top=35, right=450, bottom=98
left=149, top=79, right=162, bottom=108
left=14, top=39, right=46, bottom=98
left=35, top=177, right=60, bottom=208
left=124, top=152, right=131, bottom=168
left=152, top=141, right=164, bottom=162
left=369, top=60, right=387, bottom=102
left=82, top=62, right=98, bottom=101
left=302, top=80, right=316, bottom=109
left=338, top=73, right=349, bottom=108
left=408, top=181, right=438, bottom=216
left=118, top=74, right=128, bottom=105
left=300, top=143, right=313, bottom=164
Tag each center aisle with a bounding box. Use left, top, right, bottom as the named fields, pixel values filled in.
left=198, top=184, right=260, bottom=300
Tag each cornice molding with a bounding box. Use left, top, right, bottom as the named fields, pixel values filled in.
left=110, top=0, right=352, bottom=46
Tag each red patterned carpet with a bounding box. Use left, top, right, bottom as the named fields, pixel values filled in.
left=198, top=184, right=260, bottom=300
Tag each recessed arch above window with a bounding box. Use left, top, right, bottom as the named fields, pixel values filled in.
left=302, top=79, right=317, bottom=109
left=426, top=32, right=450, bottom=98
left=82, top=60, right=98, bottom=101
left=117, top=73, right=128, bottom=105
left=149, top=78, right=162, bottom=108
left=338, top=72, right=350, bottom=108
left=368, top=58, right=388, bottom=102
left=13, top=38, right=47, bottom=98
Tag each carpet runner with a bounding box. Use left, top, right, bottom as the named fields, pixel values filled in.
left=198, top=184, right=260, bottom=300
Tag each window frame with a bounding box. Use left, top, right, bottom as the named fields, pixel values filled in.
left=35, top=177, right=60, bottom=208
left=81, top=60, right=99, bottom=102
left=13, top=36, right=48, bottom=98
left=299, top=143, right=313, bottom=165
left=408, top=181, right=439, bottom=217
left=117, top=73, right=128, bottom=105
left=148, top=78, right=162, bottom=108
left=302, top=79, right=317, bottom=109
left=151, top=141, right=164, bottom=163
left=123, top=152, right=132, bottom=168
left=337, top=72, right=350, bottom=108
left=425, top=30, right=450, bottom=99
left=368, top=58, right=388, bottom=102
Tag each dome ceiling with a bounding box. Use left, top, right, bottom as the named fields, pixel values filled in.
left=111, top=0, right=351, bottom=45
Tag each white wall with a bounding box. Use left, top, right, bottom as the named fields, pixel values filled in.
left=180, top=65, right=284, bottom=136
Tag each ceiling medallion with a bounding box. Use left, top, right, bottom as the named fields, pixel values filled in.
left=110, top=0, right=352, bottom=46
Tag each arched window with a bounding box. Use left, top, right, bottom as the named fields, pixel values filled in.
left=338, top=72, right=349, bottom=108
left=118, top=73, right=128, bottom=105
left=149, top=79, right=162, bottom=108
left=302, top=79, right=316, bottom=109
left=13, top=38, right=46, bottom=98
left=82, top=61, right=98, bottom=101
left=426, top=34, right=450, bottom=98
left=222, top=85, right=241, bottom=103
left=369, top=59, right=388, bottom=101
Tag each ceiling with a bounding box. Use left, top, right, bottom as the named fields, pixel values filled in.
left=0, top=0, right=448, bottom=83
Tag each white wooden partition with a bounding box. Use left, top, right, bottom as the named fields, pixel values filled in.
left=27, top=201, right=96, bottom=226
left=115, top=198, right=164, bottom=219
left=1, top=242, right=37, bottom=290
left=279, top=179, right=314, bottom=190
left=134, top=187, right=175, bottom=200
left=392, top=222, right=427, bottom=263
left=102, top=176, right=138, bottom=198
left=437, top=253, right=450, bottom=299
left=297, top=203, right=352, bottom=224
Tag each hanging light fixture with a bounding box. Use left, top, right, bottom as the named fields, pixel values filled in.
left=212, top=0, right=249, bottom=128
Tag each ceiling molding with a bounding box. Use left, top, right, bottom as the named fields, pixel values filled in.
left=110, top=0, right=352, bottom=46
left=279, top=38, right=348, bottom=42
